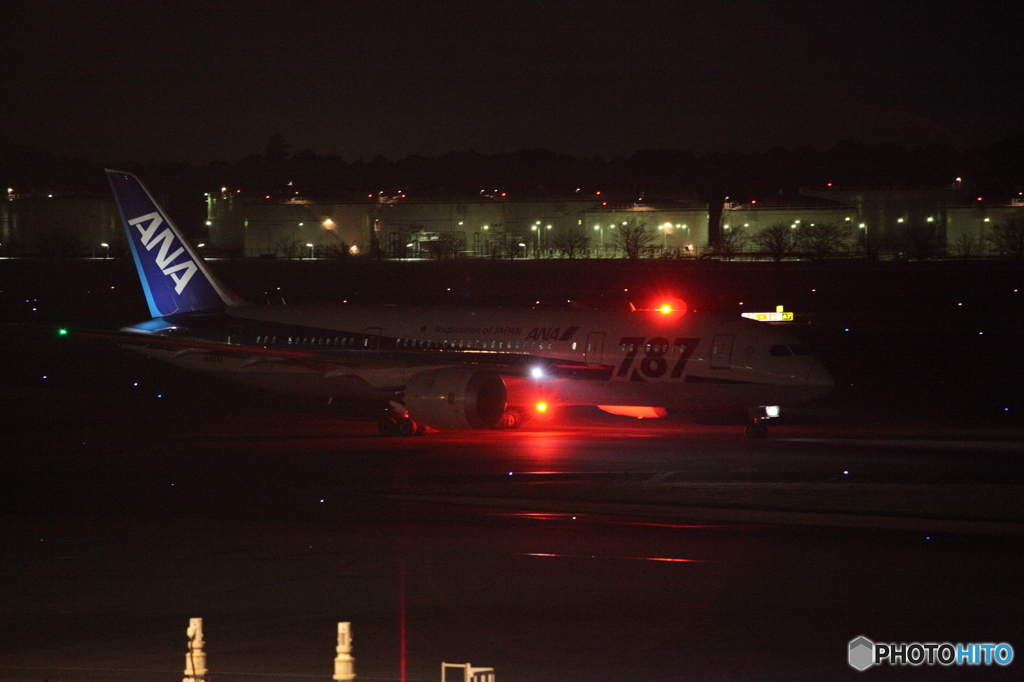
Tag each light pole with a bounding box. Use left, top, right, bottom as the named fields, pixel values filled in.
left=306, top=243, right=315, bottom=259
left=100, top=242, right=109, bottom=259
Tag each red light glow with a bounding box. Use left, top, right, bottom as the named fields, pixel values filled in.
left=535, top=401, right=549, bottom=413
left=647, top=297, right=687, bottom=316
left=597, top=405, right=668, bottom=419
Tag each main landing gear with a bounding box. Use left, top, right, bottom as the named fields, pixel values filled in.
left=494, top=407, right=523, bottom=429
left=745, top=405, right=779, bottom=439
left=378, top=403, right=423, bottom=437
left=493, top=406, right=536, bottom=430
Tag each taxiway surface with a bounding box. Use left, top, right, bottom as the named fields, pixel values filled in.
left=2, top=392, right=1022, bottom=682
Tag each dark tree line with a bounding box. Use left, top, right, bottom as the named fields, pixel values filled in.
left=3, top=138, right=1023, bottom=201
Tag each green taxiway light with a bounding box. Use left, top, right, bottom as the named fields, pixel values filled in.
left=58, top=328, right=68, bottom=336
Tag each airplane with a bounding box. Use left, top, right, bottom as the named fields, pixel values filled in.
left=93, top=169, right=833, bottom=438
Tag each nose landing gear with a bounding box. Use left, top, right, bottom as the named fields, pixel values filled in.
left=746, top=405, right=779, bottom=438
left=745, top=418, right=769, bottom=438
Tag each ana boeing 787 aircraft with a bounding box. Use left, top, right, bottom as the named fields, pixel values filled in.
left=99, top=170, right=833, bottom=437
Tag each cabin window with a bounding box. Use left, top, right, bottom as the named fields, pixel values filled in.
left=287, top=337, right=293, bottom=345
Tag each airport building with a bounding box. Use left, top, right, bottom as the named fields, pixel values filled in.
left=3, top=185, right=1020, bottom=260
left=204, top=192, right=710, bottom=259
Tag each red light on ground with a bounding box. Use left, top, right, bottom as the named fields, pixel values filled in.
left=977, top=196, right=984, bottom=201
left=827, top=182, right=833, bottom=187
left=751, top=199, right=757, bottom=204
left=596, top=191, right=602, bottom=195
left=535, top=401, right=548, bottom=413
left=597, top=406, right=668, bottom=419
left=265, top=195, right=270, bottom=199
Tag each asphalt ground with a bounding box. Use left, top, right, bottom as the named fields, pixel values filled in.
left=1, top=379, right=1022, bottom=681
left=1, top=258, right=1023, bottom=680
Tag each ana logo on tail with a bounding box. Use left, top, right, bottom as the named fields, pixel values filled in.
left=128, top=212, right=198, bottom=295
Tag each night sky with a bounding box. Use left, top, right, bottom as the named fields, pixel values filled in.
left=4, top=0, right=1022, bottom=164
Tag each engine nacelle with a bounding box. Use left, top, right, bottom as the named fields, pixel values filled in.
left=404, top=367, right=507, bottom=430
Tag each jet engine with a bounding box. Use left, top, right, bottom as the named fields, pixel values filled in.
left=404, top=367, right=507, bottom=430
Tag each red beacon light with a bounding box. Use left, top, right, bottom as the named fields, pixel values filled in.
left=632, top=299, right=688, bottom=316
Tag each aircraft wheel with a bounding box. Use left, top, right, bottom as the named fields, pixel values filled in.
left=395, top=416, right=417, bottom=437
left=500, top=408, right=523, bottom=429
left=745, top=420, right=769, bottom=439
left=378, top=418, right=399, bottom=437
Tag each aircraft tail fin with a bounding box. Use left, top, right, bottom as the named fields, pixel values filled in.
left=106, top=170, right=243, bottom=318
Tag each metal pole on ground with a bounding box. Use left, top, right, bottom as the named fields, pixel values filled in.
left=182, top=618, right=207, bottom=682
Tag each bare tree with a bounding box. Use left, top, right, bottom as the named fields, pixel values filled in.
left=551, top=227, right=591, bottom=259
left=797, top=222, right=853, bottom=260
left=987, top=211, right=1024, bottom=259
left=950, top=231, right=980, bottom=260
left=752, top=223, right=797, bottom=261
left=706, top=225, right=749, bottom=260
left=611, top=219, right=656, bottom=260
left=856, top=227, right=887, bottom=260
left=321, top=228, right=354, bottom=258
left=486, top=233, right=521, bottom=260
left=273, top=237, right=303, bottom=259
left=900, top=224, right=940, bottom=260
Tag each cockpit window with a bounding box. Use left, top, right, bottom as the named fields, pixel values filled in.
left=769, top=344, right=792, bottom=356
